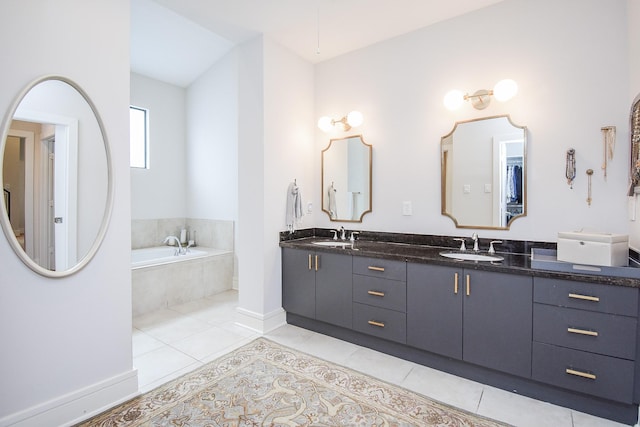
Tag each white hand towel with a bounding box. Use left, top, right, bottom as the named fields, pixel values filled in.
left=328, top=185, right=337, bottom=219
left=286, top=182, right=303, bottom=232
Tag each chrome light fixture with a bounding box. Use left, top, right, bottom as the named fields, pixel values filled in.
left=444, top=79, right=518, bottom=111
left=318, top=110, right=363, bottom=132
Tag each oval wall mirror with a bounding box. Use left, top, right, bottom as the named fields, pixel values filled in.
left=441, top=115, right=526, bottom=229
left=0, top=76, right=113, bottom=277
left=321, top=135, right=372, bottom=222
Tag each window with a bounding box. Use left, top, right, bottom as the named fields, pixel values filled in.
left=130, top=106, right=148, bottom=168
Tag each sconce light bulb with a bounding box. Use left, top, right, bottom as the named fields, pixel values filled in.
left=317, top=116, right=333, bottom=132
left=346, top=110, right=363, bottom=128
left=443, top=90, right=465, bottom=110
left=493, top=79, right=518, bottom=102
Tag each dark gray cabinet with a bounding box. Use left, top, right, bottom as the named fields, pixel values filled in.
left=407, top=263, right=463, bottom=359
left=407, top=263, right=533, bottom=378
left=532, top=277, right=639, bottom=404
left=282, top=248, right=352, bottom=329
left=352, top=257, right=407, bottom=344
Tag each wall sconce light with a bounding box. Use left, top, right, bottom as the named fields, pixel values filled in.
left=443, top=79, right=518, bottom=111
left=318, top=110, right=363, bottom=132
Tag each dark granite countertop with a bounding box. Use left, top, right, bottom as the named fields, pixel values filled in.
left=279, top=229, right=640, bottom=288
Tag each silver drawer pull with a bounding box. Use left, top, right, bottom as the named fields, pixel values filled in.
left=568, top=293, right=600, bottom=302
left=368, top=320, right=385, bottom=328
left=566, top=368, right=596, bottom=380
left=368, top=266, right=385, bottom=272
left=567, top=327, right=598, bottom=337
left=367, top=290, right=385, bottom=297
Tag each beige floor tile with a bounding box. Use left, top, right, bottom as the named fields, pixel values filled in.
left=142, top=316, right=214, bottom=344
left=340, top=346, right=415, bottom=385
left=400, top=364, right=484, bottom=413
left=134, top=345, right=200, bottom=388
left=132, top=328, right=164, bottom=357
left=171, top=325, right=254, bottom=361
left=133, top=308, right=183, bottom=330
left=287, top=331, right=360, bottom=366
left=477, top=385, right=573, bottom=427
left=263, top=323, right=316, bottom=348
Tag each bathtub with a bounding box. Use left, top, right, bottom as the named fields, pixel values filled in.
left=131, top=246, right=233, bottom=316
left=131, top=246, right=216, bottom=269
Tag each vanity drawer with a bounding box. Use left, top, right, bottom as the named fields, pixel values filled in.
left=532, top=342, right=635, bottom=404
left=353, top=256, right=406, bottom=281
left=534, top=277, right=638, bottom=316
left=533, top=304, right=637, bottom=360
left=353, top=302, right=406, bottom=344
left=353, top=275, right=406, bottom=312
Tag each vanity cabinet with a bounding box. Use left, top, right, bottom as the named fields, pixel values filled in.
left=282, top=248, right=353, bottom=328
left=532, top=277, right=638, bottom=403
left=352, top=256, right=407, bottom=344
left=407, top=263, right=533, bottom=378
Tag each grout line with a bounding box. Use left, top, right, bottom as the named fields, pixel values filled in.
left=475, top=388, right=484, bottom=413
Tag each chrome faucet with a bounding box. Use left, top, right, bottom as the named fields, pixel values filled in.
left=339, top=226, right=346, bottom=240
left=471, top=233, right=480, bottom=252
left=163, top=235, right=184, bottom=255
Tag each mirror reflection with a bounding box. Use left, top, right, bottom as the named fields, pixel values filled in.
left=322, top=135, right=372, bottom=222
left=441, top=115, right=526, bottom=229
left=1, top=77, right=111, bottom=276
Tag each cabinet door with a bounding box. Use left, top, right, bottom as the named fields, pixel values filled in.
left=463, top=270, right=533, bottom=378
left=407, top=263, right=463, bottom=359
left=282, top=248, right=316, bottom=319
left=316, top=252, right=353, bottom=328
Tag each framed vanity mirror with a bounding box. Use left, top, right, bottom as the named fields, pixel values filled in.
left=441, top=115, right=526, bottom=229
left=0, top=76, right=113, bottom=277
left=321, top=135, right=372, bottom=222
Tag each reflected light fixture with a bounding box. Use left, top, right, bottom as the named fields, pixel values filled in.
left=444, top=79, right=518, bottom=110
left=318, top=110, right=363, bottom=132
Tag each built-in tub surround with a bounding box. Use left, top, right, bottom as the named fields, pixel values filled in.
left=131, top=218, right=235, bottom=316
left=132, top=218, right=234, bottom=250
left=132, top=246, right=233, bottom=316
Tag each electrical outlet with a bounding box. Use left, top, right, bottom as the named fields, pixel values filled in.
left=402, top=201, right=413, bottom=216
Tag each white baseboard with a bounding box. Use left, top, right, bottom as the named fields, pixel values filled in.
left=235, top=306, right=286, bottom=334
left=0, top=369, right=139, bottom=427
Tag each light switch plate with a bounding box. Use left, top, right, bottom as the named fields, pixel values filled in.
left=484, top=184, right=492, bottom=193
left=463, top=184, right=471, bottom=194
left=402, top=201, right=413, bottom=216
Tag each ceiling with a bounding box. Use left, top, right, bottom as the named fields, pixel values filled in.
left=131, top=0, right=505, bottom=87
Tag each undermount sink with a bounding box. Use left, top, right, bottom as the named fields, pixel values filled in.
left=440, top=251, right=504, bottom=262
left=312, top=241, right=351, bottom=247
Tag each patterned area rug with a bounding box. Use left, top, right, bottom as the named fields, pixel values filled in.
left=79, top=338, right=509, bottom=426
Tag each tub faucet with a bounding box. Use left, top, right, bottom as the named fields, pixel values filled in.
left=163, top=235, right=184, bottom=255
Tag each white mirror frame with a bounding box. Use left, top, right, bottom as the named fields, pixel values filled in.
left=0, top=75, right=114, bottom=278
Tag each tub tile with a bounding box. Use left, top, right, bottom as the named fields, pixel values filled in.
left=165, top=261, right=205, bottom=308
left=157, top=218, right=186, bottom=244
left=131, top=219, right=158, bottom=249
left=132, top=268, right=169, bottom=317
left=202, top=255, right=233, bottom=296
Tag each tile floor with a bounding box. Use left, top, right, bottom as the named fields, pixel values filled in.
left=133, top=290, right=633, bottom=427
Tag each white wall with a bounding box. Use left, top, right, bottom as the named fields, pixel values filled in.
left=236, top=36, right=315, bottom=329
left=130, top=72, right=187, bottom=219
left=0, top=1, right=137, bottom=425
left=629, top=0, right=640, bottom=250
left=314, top=0, right=631, bottom=244
left=186, top=51, right=238, bottom=221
